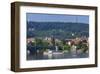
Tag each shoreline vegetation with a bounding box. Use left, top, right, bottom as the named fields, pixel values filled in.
left=27, top=36, right=89, bottom=60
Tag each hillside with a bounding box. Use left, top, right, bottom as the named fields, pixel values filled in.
left=27, top=21, right=89, bottom=39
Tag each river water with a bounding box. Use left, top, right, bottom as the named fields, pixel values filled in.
left=27, top=52, right=89, bottom=60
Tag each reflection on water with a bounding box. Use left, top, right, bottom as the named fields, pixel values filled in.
left=27, top=52, right=89, bottom=60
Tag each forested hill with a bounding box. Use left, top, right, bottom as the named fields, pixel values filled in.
left=27, top=21, right=89, bottom=39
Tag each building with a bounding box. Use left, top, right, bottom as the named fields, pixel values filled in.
left=27, top=38, right=35, bottom=43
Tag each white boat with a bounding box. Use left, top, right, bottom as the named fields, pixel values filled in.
left=43, top=50, right=53, bottom=55
left=52, top=52, right=63, bottom=55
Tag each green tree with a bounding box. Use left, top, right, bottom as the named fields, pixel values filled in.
left=42, top=41, right=49, bottom=47
left=35, top=38, right=43, bottom=45
left=76, top=42, right=88, bottom=53
left=81, top=44, right=88, bottom=53
left=63, top=44, right=71, bottom=52
left=31, top=42, right=35, bottom=46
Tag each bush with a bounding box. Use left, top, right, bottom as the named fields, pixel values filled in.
left=63, top=44, right=71, bottom=51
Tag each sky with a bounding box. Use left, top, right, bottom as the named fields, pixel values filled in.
left=26, top=13, right=89, bottom=24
